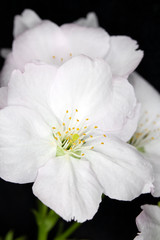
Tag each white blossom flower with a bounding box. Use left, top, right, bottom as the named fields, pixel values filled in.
left=129, top=72, right=160, bottom=197
left=135, top=204, right=160, bottom=240
left=0, top=9, right=143, bottom=87
left=0, top=56, right=153, bottom=222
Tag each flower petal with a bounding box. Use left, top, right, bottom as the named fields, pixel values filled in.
left=7, top=63, right=58, bottom=126
left=12, top=21, right=70, bottom=69
left=33, top=157, right=102, bottom=222
left=61, top=23, right=110, bottom=58
left=106, top=36, right=143, bottom=77
left=74, top=12, right=99, bottom=28
left=129, top=72, right=160, bottom=116
left=135, top=205, right=160, bottom=240
left=13, top=9, right=42, bottom=38
left=0, top=106, right=56, bottom=183
left=107, top=77, right=140, bottom=141
left=0, top=87, right=8, bottom=108
left=143, top=153, right=160, bottom=197
left=85, top=134, right=153, bottom=200
left=50, top=55, right=112, bottom=126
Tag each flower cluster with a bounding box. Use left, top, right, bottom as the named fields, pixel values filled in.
left=0, top=9, right=159, bottom=231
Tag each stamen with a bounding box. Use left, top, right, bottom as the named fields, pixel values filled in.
left=52, top=56, right=55, bottom=59
left=61, top=58, right=63, bottom=61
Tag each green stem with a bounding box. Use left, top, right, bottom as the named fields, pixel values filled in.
left=54, top=222, right=81, bottom=240
left=37, top=227, right=48, bottom=240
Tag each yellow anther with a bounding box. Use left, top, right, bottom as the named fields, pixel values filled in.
left=72, top=127, right=75, bottom=130
left=69, top=128, right=71, bottom=131
left=66, top=137, right=70, bottom=140
left=77, top=119, right=79, bottom=122
left=83, top=133, right=86, bottom=135
left=52, top=56, right=55, bottom=59
left=103, top=134, right=106, bottom=137
left=70, top=133, right=73, bottom=136
left=70, top=53, right=72, bottom=57
left=82, top=140, right=85, bottom=143
left=61, top=58, right=63, bottom=61
left=77, top=128, right=80, bottom=131
left=76, top=109, right=78, bottom=112
left=69, top=117, right=71, bottom=120
left=65, top=131, right=68, bottom=134
left=86, top=118, right=89, bottom=121
left=94, top=126, right=98, bottom=129
left=82, top=153, right=85, bottom=156
left=55, top=137, right=58, bottom=140
left=151, top=137, right=155, bottom=140
left=70, top=147, right=72, bottom=150
left=78, top=140, right=81, bottom=144
left=52, top=127, right=56, bottom=129
left=84, top=126, right=87, bottom=129
left=63, top=122, right=65, bottom=126
left=135, top=133, right=142, bottom=138
left=57, top=132, right=61, bottom=136
left=73, top=142, right=76, bottom=145
left=90, top=135, right=93, bottom=138
left=101, top=142, right=104, bottom=144
left=91, top=146, right=94, bottom=149
left=66, top=110, right=68, bottom=113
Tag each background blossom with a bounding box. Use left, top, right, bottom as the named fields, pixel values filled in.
left=129, top=72, right=160, bottom=197
left=0, top=9, right=143, bottom=87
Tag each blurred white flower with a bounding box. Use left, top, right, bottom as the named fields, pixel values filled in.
left=135, top=204, right=160, bottom=240
left=0, top=9, right=143, bottom=87
left=129, top=72, right=160, bottom=197
left=0, top=56, right=153, bottom=222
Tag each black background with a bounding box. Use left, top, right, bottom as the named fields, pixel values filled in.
left=0, top=0, right=160, bottom=239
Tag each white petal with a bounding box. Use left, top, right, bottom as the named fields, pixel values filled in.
left=13, top=9, right=42, bottom=38
left=0, top=87, right=8, bottom=108
left=143, top=153, right=160, bottom=197
left=61, top=23, right=110, bottom=58
left=107, top=77, right=140, bottom=141
left=74, top=12, right=99, bottom=28
left=33, top=157, right=102, bottom=222
left=135, top=205, right=160, bottom=240
left=0, top=106, right=56, bottom=183
left=12, top=21, right=70, bottom=69
left=8, top=63, right=58, bottom=126
left=106, top=36, right=143, bottom=77
left=85, top=134, right=153, bottom=200
left=50, top=55, right=112, bottom=126
left=129, top=72, right=160, bottom=116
